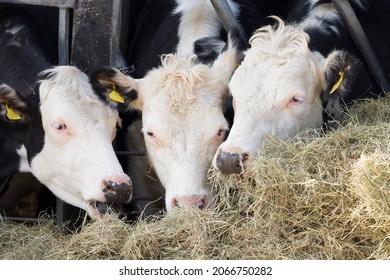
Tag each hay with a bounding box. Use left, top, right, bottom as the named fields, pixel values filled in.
left=121, top=208, right=236, bottom=259
left=49, top=214, right=131, bottom=260
left=0, top=217, right=64, bottom=259
left=2, top=96, right=390, bottom=260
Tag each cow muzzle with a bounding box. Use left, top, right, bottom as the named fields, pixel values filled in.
left=89, top=175, right=133, bottom=216
left=102, top=177, right=133, bottom=204
left=214, top=148, right=250, bottom=174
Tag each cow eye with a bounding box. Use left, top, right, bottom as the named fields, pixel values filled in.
left=217, top=129, right=224, bottom=137
left=145, top=130, right=159, bottom=144
left=290, top=96, right=304, bottom=104
left=54, top=123, right=67, bottom=131
left=146, top=131, right=156, bottom=139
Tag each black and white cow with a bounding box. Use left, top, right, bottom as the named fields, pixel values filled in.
left=0, top=13, right=133, bottom=218
left=211, top=0, right=390, bottom=174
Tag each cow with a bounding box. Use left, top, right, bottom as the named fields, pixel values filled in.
left=0, top=13, right=133, bottom=218
left=210, top=0, right=390, bottom=174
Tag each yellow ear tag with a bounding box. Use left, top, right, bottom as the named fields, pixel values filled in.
left=109, top=86, right=125, bottom=104
left=5, top=104, right=22, bottom=120
left=329, top=71, right=345, bottom=94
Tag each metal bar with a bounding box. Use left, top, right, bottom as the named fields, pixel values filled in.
left=0, top=0, right=74, bottom=8
left=55, top=199, right=65, bottom=226
left=210, top=0, right=240, bottom=32
left=110, top=0, right=122, bottom=67
left=115, top=151, right=146, bottom=156
left=0, top=216, right=54, bottom=223
left=56, top=5, right=72, bottom=226
left=58, top=7, right=70, bottom=65
left=332, top=0, right=390, bottom=93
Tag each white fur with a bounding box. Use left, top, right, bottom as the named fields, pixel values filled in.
left=5, top=25, right=24, bottom=35
left=213, top=18, right=328, bottom=167
left=27, top=66, right=129, bottom=218
left=17, top=145, right=30, bottom=172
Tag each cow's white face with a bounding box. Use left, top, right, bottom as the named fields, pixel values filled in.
left=138, top=56, right=229, bottom=212
left=28, top=66, right=132, bottom=218
left=213, top=19, right=347, bottom=174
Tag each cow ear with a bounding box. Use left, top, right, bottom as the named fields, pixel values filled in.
left=321, top=50, right=362, bottom=123
left=194, top=36, right=226, bottom=65
left=210, top=27, right=247, bottom=88
left=89, top=67, right=143, bottom=111
left=0, top=84, right=30, bottom=123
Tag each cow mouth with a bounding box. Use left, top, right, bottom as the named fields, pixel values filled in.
left=89, top=201, right=124, bottom=216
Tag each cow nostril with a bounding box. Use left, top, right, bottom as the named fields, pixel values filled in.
left=103, top=180, right=115, bottom=192
left=198, top=197, right=206, bottom=210
left=200, top=200, right=205, bottom=210
left=242, top=152, right=250, bottom=162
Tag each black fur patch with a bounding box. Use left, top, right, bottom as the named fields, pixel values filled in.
left=322, top=51, right=362, bottom=125
left=89, top=67, right=118, bottom=106
left=194, top=37, right=225, bottom=65
left=89, top=67, right=138, bottom=112
left=194, top=26, right=247, bottom=65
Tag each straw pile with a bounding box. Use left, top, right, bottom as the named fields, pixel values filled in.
left=1, top=96, right=390, bottom=260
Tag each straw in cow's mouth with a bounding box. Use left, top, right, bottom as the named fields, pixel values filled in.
left=90, top=201, right=124, bottom=215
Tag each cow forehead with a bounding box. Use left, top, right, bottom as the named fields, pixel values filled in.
left=248, top=21, right=310, bottom=60
left=231, top=58, right=317, bottom=103
left=39, top=66, right=119, bottom=123
left=231, top=25, right=323, bottom=103
left=39, top=66, right=103, bottom=104
left=143, top=99, right=226, bottom=136
left=141, top=54, right=224, bottom=111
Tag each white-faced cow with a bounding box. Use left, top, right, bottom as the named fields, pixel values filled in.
left=0, top=14, right=132, bottom=218
left=211, top=0, right=390, bottom=174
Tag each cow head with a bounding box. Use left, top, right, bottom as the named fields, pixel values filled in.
left=0, top=66, right=133, bottom=218
left=213, top=17, right=361, bottom=174
left=91, top=31, right=241, bottom=213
